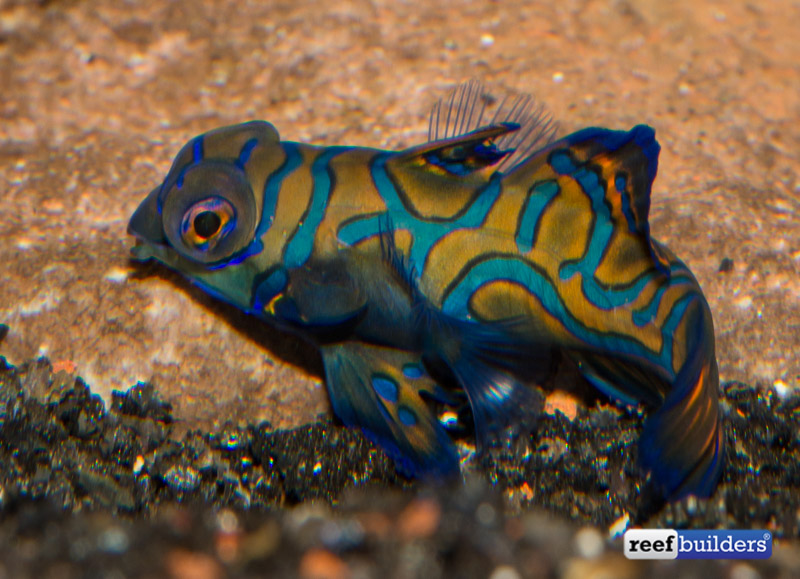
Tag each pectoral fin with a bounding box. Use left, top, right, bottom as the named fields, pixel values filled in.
left=321, top=342, right=460, bottom=478
left=253, top=263, right=367, bottom=334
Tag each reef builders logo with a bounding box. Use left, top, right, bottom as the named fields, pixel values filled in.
left=624, top=529, right=772, bottom=560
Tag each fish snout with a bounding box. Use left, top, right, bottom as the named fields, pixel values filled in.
left=128, top=185, right=166, bottom=246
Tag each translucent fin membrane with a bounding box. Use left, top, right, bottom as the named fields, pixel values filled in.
left=427, top=80, right=559, bottom=172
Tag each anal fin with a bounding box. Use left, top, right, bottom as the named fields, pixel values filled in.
left=567, top=349, right=670, bottom=408
left=321, top=342, right=460, bottom=478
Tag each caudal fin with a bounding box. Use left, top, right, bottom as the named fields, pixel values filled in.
left=638, top=297, right=724, bottom=498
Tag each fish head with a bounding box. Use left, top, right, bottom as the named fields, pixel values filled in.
left=128, top=121, right=282, bottom=310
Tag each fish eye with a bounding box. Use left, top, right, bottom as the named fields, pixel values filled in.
left=161, top=160, right=257, bottom=265
left=179, top=197, right=236, bottom=251
left=194, top=211, right=222, bottom=239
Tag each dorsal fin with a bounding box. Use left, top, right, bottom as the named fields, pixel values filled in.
left=561, top=125, right=671, bottom=273
left=394, top=123, right=520, bottom=178
left=427, top=80, right=558, bottom=172
left=506, top=124, right=671, bottom=275
left=562, top=125, right=659, bottom=239
left=382, top=82, right=558, bottom=220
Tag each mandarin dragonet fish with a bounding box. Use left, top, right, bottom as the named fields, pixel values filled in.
left=128, top=81, right=724, bottom=499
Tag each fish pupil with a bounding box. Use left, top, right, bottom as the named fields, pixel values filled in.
left=194, top=211, right=221, bottom=239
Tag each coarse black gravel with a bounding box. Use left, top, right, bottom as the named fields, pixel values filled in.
left=1, top=326, right=799, bottom=577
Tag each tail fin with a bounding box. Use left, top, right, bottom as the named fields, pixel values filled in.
left=638, top=297, right=724, bottom=498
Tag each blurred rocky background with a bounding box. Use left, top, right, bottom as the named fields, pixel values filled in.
left=1, top=0, right=798, bottom=576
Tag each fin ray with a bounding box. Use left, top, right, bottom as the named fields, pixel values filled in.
left=428, top=80, right=558, bottom=171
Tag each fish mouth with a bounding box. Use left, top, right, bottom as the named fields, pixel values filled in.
left=128, top=185, right=168, bottom=262
left=128, top=237, right=153, bottom=262
left=128, top=186, right=165, bottom=241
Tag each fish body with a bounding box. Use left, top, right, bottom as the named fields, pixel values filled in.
left=129, top=82, right=723, bottom=498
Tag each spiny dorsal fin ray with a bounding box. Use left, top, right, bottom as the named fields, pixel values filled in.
left=428, top=80, right=559, bottom=172
left=384, top=124, right=518, bottom=219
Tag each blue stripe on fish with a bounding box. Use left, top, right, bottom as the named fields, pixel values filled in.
left=632, top=268, right=695, bottom=327
left=559, top=166, right=612, bottom=279
left=192, top=136, right=204, bottom=164
left=236, top=138, right=259, bottom=169
left=176, top=136, right=206, bottom=190
left=441, top=255, right=682, bottom=373
left=284, top=147, right=352, bottom=269
left=338, top=155, right=502, bottom=270
left=516, top=180, right=560, bottom=253
left=372, top=375, right=399, bottom=403
left=257, top=143, right=303, bottom=241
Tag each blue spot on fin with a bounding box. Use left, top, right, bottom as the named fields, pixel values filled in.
left=321, top=342, right=459, bottom=478
left=372, top=376, right=398, bottom=403
left=402, top=364, right=424, bottom=379
left=397, top=406, right=417, bottom=426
